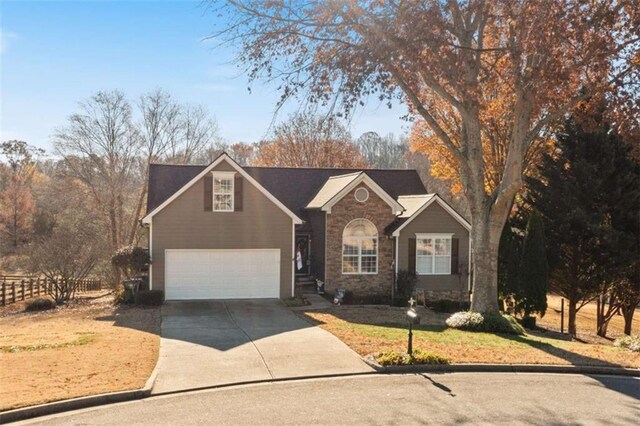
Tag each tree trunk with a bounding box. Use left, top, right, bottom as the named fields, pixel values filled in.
left=128, top=164, right=150, bottom=245
left=622, top=305, right=635, bottom=335
left=469, top=208, right=506, bottom=314
left=568, top=299, right=577, bottom=337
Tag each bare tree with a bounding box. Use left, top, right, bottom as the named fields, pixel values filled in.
left=54, top=90, right=140, bottom=258
left=356, top=132, right=408, bottom=169
left=254, top=113, right=367, bottom=168
left=167, top=104, right=220, bottom=164
left=29, top=176, right=106, bottom=303
left=128, top=89, right=182, bottom=244
left=212, top=0, right=638, bottom=313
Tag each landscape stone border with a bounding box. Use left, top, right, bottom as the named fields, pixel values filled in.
left=361, top=356, right=640, bottom=376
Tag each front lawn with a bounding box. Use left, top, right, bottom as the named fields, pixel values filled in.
left=302, top=306, right=640, bottom=368
left=0, top=291, right=161, bottom=411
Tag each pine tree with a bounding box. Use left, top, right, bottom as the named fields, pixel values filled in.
left=516, top=210, right=548, bottom=320
left=524, top=111, right=639, bottom=337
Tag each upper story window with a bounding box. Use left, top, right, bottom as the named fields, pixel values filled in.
left=416, top=233, right=452, bottom=275
left=342, top=218, right=378, bottom=274
left=213, top=172, right=234, bottom=211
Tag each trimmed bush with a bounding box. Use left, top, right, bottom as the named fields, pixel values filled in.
left=25, top=298, right=55, bottom=312
left=429, top=299, right=471, bottom=313
left=520, top=316, right=537, bottom=329
left=446, top=311, right=525, bottom=335
left=135, top=290, right=164, bottom=306
left=614, top=335, right=640, bottom=352
left=112, top=246, right=150, bottom=279
left=395, top=270, right=417, bottom=302
left=376, top=348, right=449, bottom=366
left=282, top=296, right=310, bottom=307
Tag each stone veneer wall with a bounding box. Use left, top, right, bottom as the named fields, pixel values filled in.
left=423, top=290, right=469, bottom=303
left=324, top=185, right=396, bottom=298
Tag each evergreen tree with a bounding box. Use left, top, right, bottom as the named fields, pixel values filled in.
left=524, top=112, right=639, bottom=337
left=516, top=210, right=548, bottom=319
left=497, top=222, right=522, bottom=312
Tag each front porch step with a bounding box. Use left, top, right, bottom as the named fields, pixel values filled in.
left=295, top=276, right=318, bottom=295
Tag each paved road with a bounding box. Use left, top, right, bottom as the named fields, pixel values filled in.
left=154, top=300, right=371, bottom=393
left=18, top=373, right=640, bottom=425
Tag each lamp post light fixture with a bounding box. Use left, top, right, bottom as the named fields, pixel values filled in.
left=405, top=298, right=421, bottom=356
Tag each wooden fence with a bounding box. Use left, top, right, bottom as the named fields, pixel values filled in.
left=0, top=276, right=102, bottom=306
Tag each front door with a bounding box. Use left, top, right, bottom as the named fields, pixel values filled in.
left=295, top=235, right=310, bottom=275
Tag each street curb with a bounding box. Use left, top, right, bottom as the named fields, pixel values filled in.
left=361, top=356, right=640, bottom=376
left=2, top=361, right=637, bottom=424
left=0, top=363, right=159, bottom=425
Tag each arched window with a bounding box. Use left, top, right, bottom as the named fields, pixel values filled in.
left=342, top=219, right=378, bottom=274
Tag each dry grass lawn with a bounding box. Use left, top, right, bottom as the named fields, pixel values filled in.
left=536, top=294, right=640, bottom=343
left=0, top=292, right=160, bottom=411
left=302, top=305, right=640, bottom=368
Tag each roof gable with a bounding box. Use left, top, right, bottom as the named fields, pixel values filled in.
left=307, top=172, right=404, bottom=214
left=142, top=154, right=303, bottom=224
left=146, top=163, right=428, bottom=219
left=306, top=172, right=361, bottom=209
left=389, top=194, right=471, bottom=236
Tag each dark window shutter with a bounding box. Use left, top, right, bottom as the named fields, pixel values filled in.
left=204, top=175, right=213, bottom=211
left=408, top=238, right=416, bottom=273
left=451, top=237, right=459, bottom=274
left=234, top=176, right=243, bottom=211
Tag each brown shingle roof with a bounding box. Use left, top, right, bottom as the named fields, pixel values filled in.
left=146, top=164, right=428, bottom=218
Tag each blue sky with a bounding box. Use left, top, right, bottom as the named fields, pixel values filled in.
left=0, top=0, right=409, bottom=152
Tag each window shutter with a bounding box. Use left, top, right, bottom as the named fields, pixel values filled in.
left=451, top=237, right=459, bottom=274
left=204, top=175, right=213, bottom=211
left=234, top=176, right=243, bottom=211
left=408, top=238, right=416, bottom=273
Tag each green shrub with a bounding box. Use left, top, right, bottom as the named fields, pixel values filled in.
left=520, top=316, right=537, bottom=329
left=135, top=290, right=164, bottom=306
left=376, top=348, right=449, bottom=366
left=25, top=298, right=55, bottom=312
left=614, top=335, right=640, bottom=352
left=429, top=299, right=471, bottom=313
left=111, top=246, right=150, bottom=279
left=396, top=270, right=417, bottom=302
left=283, top=296, right=310, bottom=307
left=445, top=311, right=525, bottom=335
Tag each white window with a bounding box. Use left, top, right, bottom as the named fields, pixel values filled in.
left=342, top=219, right=378, bottom=274
left=213, top=173, right=234, bottom=211
left=416, top=234, right=452, bottom=275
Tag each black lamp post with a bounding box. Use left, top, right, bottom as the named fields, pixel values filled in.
left=405, top=298, right=420, bottom=356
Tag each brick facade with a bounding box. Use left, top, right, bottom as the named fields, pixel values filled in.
left=423, top=289, right=469, bottom=303
left=324, top=185, right=396, bottom=298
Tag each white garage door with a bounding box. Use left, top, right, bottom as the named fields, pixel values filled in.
left=165, top=249, right=281, bottom=300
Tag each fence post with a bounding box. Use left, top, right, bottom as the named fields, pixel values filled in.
left=36, top=278, right=40, bottom=296
left=30, top=278, right=34, bottom=298
left=20, top=280, right=25, bottom=301
left=560, top=298, right=565, bottom=334
left=12, top=282, right=16, bottom=304
left=1, top=278, right=5, bottom=306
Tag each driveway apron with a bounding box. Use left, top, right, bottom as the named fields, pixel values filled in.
left=152, top=300, right=372, bottom=394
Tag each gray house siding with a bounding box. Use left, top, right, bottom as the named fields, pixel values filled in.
left=397, top=202, right=470, bottom=298
left=151, top=161, right=294, bottom=298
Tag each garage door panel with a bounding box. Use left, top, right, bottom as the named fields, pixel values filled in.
left=165, top=250, right=280, bottom=300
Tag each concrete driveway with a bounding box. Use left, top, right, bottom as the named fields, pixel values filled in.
left=152, top=300, right=372, bottom=394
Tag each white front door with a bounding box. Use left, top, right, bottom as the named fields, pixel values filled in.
left=164, top=249, right=280, bottom=300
